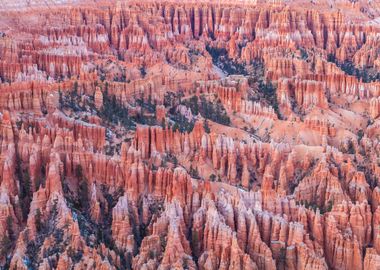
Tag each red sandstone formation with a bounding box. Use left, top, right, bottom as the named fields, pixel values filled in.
left=370, top=97, right=380, bottom=119
left=0, top=0, right=379, bottom=269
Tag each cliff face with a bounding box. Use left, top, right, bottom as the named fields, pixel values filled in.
left=0, top=0, right=380, bottom=269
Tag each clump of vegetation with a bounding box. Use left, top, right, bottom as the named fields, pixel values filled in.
left=134, top=114, right=157, bottom=126
left=299, top=47, right=308, bottom=60
left=164, top=91, right=184, bottom=108
left=113, top=73, right=129, bottom=83
left=99, top=87, right=136, bottom=129
left=189, top=165, right=200, bottom=179
left=199, top=96, right=231, bottom=125
left=339, top=139, right=355, bottom=154
left=136, top=93, right=156, bottom=114
left=15, top=152, right=32, bottom=220
left=0, top=216, right=14, bottom=260
left=133, top=93, right=158, bottom=126
left=181, top=95, right=231, bottom=126
left=166, top=93, right=230, bottom=133
left=164, top=91, right=195, bottom=132
left=209, top=174, right=217, bottom=182
left=277, top=247, right=287, bottom=269
left=203, top=120, right=211, bottom=133
left=247, top=60, right=281, bottom=119
left=259, top=80, right=280, bottom=118
left=35, top=164, right=46, bottom=190
left=297, top=200, right=333, bottom=214
left=357, top=129, right=364, bottom=143
left=206, top=45, right=248, bottom=75
left=35, top=209, right=43, bottom=233
left=327, top=54, right=380, bottom=83
left=59, top=82, right=159, bottom=130
left=170, top=114, right=195, bottom=133
left=100, top=86, right=157, bottom=127
left=75, top=165, right=89, bottom=211
left=24, top=198, right=65, bottom=269
left=59, top=81, right=86, bottom=112
left=140, top=66, right=147, bottom=78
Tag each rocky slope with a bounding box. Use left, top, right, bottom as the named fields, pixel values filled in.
left=0, top=0, right=380, bottom=269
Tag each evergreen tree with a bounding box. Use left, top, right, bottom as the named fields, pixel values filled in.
left=75, top=165, right=89, bottom=210
left=203, top=120, right=211, bottom=133
left=35, top=209, right=42, bottom=233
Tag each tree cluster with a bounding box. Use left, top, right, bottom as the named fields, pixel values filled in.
left=206, top=45, right=248, bottom=75
left=182, top=95, right=231, bottom=126
left=327, top=54, right=380, bottom=83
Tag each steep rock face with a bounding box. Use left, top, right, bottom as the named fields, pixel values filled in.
left=48, top=110, right=106, bottom=150
left=197, top=77, right=278, bottom=120
left=370, top=97, right=380, bottom=119
left=304, top=117, right=336, bottom=137
left=195, top=201, right=259, bottom=270
left=277, top=78, right=328, bottom=113
left=294, top=158, right=348, bottom=208
left=94, top=87, right=104, bottom=110
left=112, top=195, right=135, bottom=255
left=364, top=248, right=380, bottom=270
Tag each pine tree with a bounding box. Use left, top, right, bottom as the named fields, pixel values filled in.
left=203, top=120, right=211, bottom=133
left=76, top=165, right=89, bottom=210
left=35, top=209, right=42, bottom=233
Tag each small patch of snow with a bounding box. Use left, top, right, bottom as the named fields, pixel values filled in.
left=213, top=64, right=227, bottom=79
